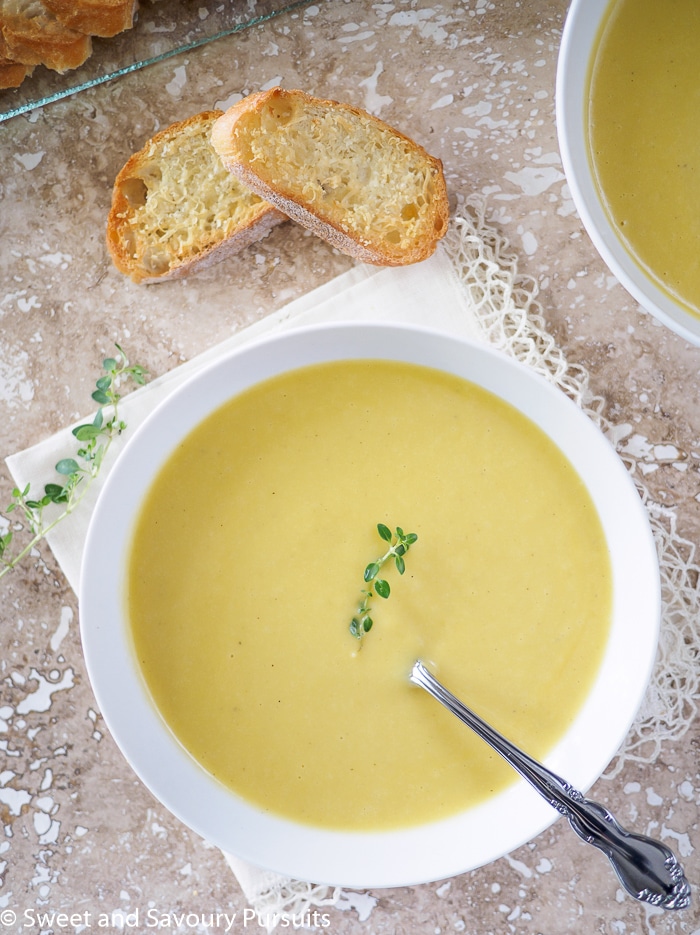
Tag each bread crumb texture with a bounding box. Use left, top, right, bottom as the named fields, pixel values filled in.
left=107, top=111, right=283, bottom=284
left=213, top=88, right=449, bottom=266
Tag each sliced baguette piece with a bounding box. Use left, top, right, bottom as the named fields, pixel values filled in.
left=211, top=88, right=449, bottom=266
left=42, top=0, right=138, bottom=39
left=0, top=0, right=92, bottom=72
left=106, top=110, right=286, bottom=285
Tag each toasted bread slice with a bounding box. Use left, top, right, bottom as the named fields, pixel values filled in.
left=42, top=0, right=137, bottom=39
left=210, top=88, right=449, bottom=266
left=0, top=0, right=92, bottom=72
left=106, top=110, right=286, bottom=285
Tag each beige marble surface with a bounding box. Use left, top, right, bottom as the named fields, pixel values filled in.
left=1, top=1, right=698, bottom=933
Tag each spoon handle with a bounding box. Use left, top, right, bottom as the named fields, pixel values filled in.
left=410, top=661, right=691, bottom=910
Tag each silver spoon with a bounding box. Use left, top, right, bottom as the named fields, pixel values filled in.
left=410, top=660, right=691, bottom=910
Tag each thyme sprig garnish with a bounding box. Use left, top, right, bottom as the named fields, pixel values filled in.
left=349, top=523, right=418, bottom=644
left=0, top=345, right=147, bottom=579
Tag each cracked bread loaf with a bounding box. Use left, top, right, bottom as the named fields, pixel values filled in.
left=0, top=0, right=93, bottom=72
left=210, top=88, right=449, bottom=266
left=0, top=0, right=137, bottom=87
left=42, top=0, right=137, bottom=38
left=106, top=110, right=286, bottom=284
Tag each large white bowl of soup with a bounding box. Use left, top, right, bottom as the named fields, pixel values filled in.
left=80, top=323, right=659, bottom=887
left=556, top=0, right=700, bottom=344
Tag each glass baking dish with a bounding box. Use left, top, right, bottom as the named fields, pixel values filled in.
left=0, top=0, right=314, bottom=123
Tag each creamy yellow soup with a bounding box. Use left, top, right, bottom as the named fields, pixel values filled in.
left=588, top=0, right=700, bottom=315
left=128, top=360, right=611, bottom=831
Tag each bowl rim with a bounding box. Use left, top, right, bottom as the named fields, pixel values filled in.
left=79, top=321, right=660, bottom=887
left=555, top=0, right=700, bottom=345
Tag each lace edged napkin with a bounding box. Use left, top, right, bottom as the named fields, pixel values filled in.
left=6, top=197, right=699, bottom=926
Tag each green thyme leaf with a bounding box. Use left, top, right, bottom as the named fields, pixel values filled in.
left=374, top=578, right=390, bottom=599
left=55, top=458, right=80, bottom=476
left=73, top=424, right=102, bottom=442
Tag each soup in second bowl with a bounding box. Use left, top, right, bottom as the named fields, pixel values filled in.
left=127, top=359, right=611, bottom=831
left=588, top=0, right=700, bottom=317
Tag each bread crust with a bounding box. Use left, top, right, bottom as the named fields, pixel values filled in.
left=211, top=88, right=449, bottom=266
left=42, top=0, right=138, bottom=39
left=0, top=55, right=32, bottom=86
left=106, top=110, right=286, bottom=285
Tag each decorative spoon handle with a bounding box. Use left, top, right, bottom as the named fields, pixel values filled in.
left=409, top=661, right=691, bottom=910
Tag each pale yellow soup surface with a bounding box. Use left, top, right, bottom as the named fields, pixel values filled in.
left=128, top=360, right=611, bottom=831
left=588, top=0, right=700, bottom=315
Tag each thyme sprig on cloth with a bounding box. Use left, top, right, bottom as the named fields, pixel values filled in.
left=0, top=345, right=147, bottom=579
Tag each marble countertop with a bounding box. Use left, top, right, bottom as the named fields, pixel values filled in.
left=1, top=1, right=698, bottom=933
